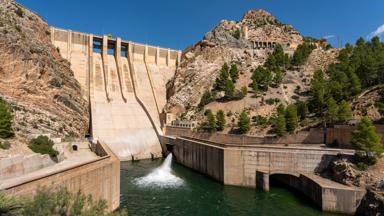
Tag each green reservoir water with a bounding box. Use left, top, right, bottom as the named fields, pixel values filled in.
left=120, top=157, right=340, bottom=216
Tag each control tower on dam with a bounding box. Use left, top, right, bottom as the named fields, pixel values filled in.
left=50, top=27, right=181, bottom=160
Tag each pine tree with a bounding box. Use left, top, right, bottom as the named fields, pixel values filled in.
left=238, top=111, right=250, bottom=134
left=352, top=117, right=383, bottom=156
left=285, top=104, right=298, bottom=132
left=275, top=113, right=287, bottom=136
left=229, top=64, right=239, bottom=83
left=325, top=97, right=339, bottom=123
left=310, top=70, right=326, bottom=114
left=224, top=79, right=235, bottom=98
left=216, top=110, right=226, bottom=131
left=215, top=63, right=230, bottom=91
left=0, top=99, right=14, bottom=139
left=338, top=100, right=352, bottom=122
left=296, top=101, right=308, bottom=120
left=273, top=68, right=284, bottom=86
left=198, top=90, right=214, bottom=109
left=206, top=111, right=216, bottom=133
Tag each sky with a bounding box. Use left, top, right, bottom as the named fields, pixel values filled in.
left=17, top=0, right=384, bottom=50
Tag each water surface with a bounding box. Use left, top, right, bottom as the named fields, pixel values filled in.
left=120, top=158, right=340, bottom=216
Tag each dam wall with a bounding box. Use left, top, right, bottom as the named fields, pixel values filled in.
left=51, top=27, right=181, bottom=160
left=165, top=126, right=324, bottom=144
left=170, top=137, right=364, bottom=214
left=2, top=141, right=120, bottom=212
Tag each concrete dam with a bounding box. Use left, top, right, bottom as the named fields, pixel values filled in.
left=50, top=27, right=181, bottom=160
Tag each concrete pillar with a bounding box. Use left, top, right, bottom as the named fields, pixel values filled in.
left=166, top=48, right=171, bottom=67
left=102, top=35, right=110, bottom=101
left=128, top=42, right=133, bottom=62
left=144, top=45, right=148, bottom=62
left=50, top=26, right=55, bottom=43
left=256, top=171, right=269, bottom=192
left=115, top=38, right=121, bottom=59
left=102, top=35, right=108, bottom=57
left=155, top=47, right=160, bottom=65
left=177, top=51, right=182, bottom=67
left=88, top=34, right=93, bottom=100
left=68, top=30, right=72, bottom=61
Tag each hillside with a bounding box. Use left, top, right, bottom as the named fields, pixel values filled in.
left=0, top=0, right=89, bottom=154
left=166, top=9, right=339, bottom=134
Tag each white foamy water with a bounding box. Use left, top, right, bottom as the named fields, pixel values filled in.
left=133, top=154, right=184, bottom=188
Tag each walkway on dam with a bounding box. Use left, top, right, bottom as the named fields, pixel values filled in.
left=0, top=142, right=99, bottom=189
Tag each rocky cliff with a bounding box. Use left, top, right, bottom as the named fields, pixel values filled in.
left=166, top=10, right=337, bottom=132
left=0, top=0, right=89, bottom=140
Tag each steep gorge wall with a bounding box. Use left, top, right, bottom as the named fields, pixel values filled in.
left=51, top=27, right=180, bottom=160
left=0, top=1, right=88, bottom=139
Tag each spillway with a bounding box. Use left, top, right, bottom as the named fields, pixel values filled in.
left=51, top=27, right=180, bottom=160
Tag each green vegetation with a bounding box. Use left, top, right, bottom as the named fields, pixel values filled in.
left=0, top=98, right=14, bottom=139
left=251, top=66, right=272, bottom=92
left=0, top=187, right=127, bottom=216
left=338, top=100, right=352, bottom=122
left=233, top=29, right=241, bottom=40
left=216, top=110, right=226, bottom=131
left=275, top=112, right=287, bottom=136
left=229, top=64, right=239, bottom=83
left=198, top=90, right=216, bottom=110
left=325, top=97, right=338, bottom=123
left=0, top=141, right=11, bottom=150
left=215, top=63, right=230, bottom=91
left=253, top=115, right=269, bottom=128
left=238, top=111, right=250, bottom=134
left=285, top=104, right=298, bottom=132
left=375, top=90, right=384, bottom=117
left=291, top=42, right=316, bottom=66
left=206, top=110, right=216, bottom=133
left=352, top=117, right=383, bottom=157
left=28, top=135, right=59, bottom=158
left=296, top=101, right=308, bottom=121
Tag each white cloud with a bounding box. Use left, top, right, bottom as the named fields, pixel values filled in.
left=369, top=24, right=384, bottom=39
left=323, top=35, right=335, bottom=39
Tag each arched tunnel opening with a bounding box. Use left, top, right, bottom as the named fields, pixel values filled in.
left=269, top=174, right=320, bottom=210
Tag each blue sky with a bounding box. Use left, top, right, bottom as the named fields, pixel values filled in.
left=17, top=0, right=384, bottom=50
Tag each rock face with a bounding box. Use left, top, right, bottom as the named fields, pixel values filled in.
left=166, top=9, right=337, bottom=129
left=0, top=0, right=89, bottom=138
left=356, top=190, right=384, bottom=216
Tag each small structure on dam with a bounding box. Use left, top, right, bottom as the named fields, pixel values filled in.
left=50, top=27, right=181, bottom=160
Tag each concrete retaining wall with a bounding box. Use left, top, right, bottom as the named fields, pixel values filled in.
left=2, top=142, right=120, bottom=212
left=165, top=127, right=324, bottom=145
left=171, top=137, right=363, bottom=214
left=267, top=173, right=365, bottom=214
left=326, top=125, right=384, bottom=148
left=172, top=138, right=224, bottom=182
left=0, top=154, right=55, bottom=180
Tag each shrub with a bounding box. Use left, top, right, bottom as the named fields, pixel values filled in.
left=216, top=110, right=226, bottom=131
left=265, top=98, right=276, bottom=105
left=285, top=104, right=298, bottom=132
left=0, top=98, right=14, bottom=139
left=28, top=135, right=59, bottom=158
left=238, top=111, right=250, bottom=134
left=198, top=90, right=215, bottom=110
left=275, top=113, right=287, bottom=136
left=0, top=141, right=11, bottom=150
left=352, top=117, right=383, bottom=167
left=1, top=187, right=128, bottom=216
left=356, top=162, right=369, bottom=171
left=15, top=6, right=24, bottom=17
